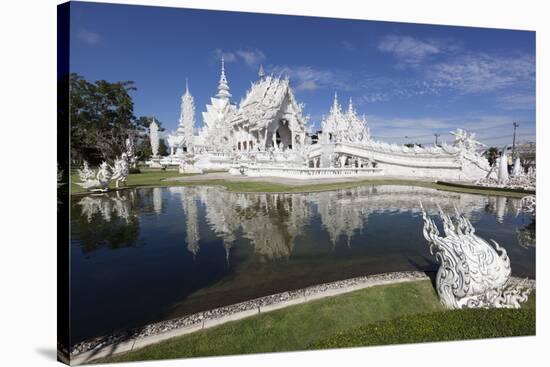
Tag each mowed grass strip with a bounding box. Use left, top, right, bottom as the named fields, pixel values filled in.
left=71, top=168, right=528, bottom=197
left=310, top=307, right=535, bottom=349
left=98, top=281, right=444, bottom=363
left=98, top=282, right=535, bottom=364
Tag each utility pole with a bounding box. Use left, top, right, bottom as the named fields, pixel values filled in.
left=434, top=133, right=440, bottom=147
left=512, top=122, right=519, bottom=158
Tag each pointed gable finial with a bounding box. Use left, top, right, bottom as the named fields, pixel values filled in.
left=258, top=64, right=265, bottom=79
left=185, top=77, right=189, bottom=94
left=348, top=97, right=354, bottom=114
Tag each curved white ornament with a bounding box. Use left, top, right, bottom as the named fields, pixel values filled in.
left=420, top=202, right=531, bottom=309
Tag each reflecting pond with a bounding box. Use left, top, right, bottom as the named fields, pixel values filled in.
left=70, top=185, right=536, bottom=343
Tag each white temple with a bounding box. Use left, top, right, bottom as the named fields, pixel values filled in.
left=155, top=58, right=497, bottom=182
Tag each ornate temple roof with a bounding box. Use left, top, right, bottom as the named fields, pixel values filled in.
left=230, top=74, right=307, bottom=133
left=321, top=93, right=370, bottom=143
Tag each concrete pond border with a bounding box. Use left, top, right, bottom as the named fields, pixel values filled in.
left=70, top=271, right=535, bottom=365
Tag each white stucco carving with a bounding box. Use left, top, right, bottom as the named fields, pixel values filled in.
left=111, top=153, right=130, bottom=188
left=76, top=161, right=112, bottom=192
left=420, top=202, right=531, bottom=309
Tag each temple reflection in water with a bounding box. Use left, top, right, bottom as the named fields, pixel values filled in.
left=74, top=185, right=535, bottom=261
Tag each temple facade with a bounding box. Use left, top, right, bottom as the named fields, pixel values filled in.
left=228, top=71, right=308, bottom=152
left=157, top=58, right=497, bottom=182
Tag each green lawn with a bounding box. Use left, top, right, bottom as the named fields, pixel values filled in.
left=71, top=168, right=529, bottom=197
left=98, top=281, right=535, bottom=364
left=311, top=306, right=535, bottom=349
left=99, top=280, right=443, bottom=363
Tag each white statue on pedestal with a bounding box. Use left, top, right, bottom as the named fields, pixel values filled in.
left=76, top=162, right=112, bottom=192
left=498, top=150, right=509, bottom=184
left=179, top=153, right=203, bottom=174
left=126, top=137, right=137, bottom=168
left=512, top=157, right=522, bottom=176
left=149, top=118, right=160, bottom=158
left=420, top=202, right=531, bottom=309
left=78, top=161, right=94, bottom=183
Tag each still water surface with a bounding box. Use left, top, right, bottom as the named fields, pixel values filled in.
left=70, top=185, right=535, bottom=343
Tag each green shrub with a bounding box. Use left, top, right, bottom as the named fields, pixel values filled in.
left=129, top=167, right=141, bottom=174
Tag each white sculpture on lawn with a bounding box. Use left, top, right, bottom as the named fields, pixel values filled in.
left=498, top=150, right=510, bottom=184
left=125, top=136, right=137, bottom=168
left=111, top=153, right=130, bottom=188
left=76, top=161, right=112, bottom=192
left=78, top=161, right=94, bottom=182
left=149, top=118, right=160, bottom=158
left=512, top=157, right=522, bottom=176
left=420, top=202, right=531, bottom=309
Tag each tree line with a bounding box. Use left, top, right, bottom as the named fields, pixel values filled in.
left=70, top=73, right=167, bottom=165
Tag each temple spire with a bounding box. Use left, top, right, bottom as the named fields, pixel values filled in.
left=347, top=97, right=354, bottom=115
left=258, top=64, right=265, bottom=79
left=216, top=56, right=232, bottom=100
left=331, top=92, right=341, bottom=114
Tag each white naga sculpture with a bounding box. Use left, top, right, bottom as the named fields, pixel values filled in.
left=420, top=202, right=531, bottom=309
left=110, top=153, right=130, bottom=188
left=77, top=161, right=113, bottom=192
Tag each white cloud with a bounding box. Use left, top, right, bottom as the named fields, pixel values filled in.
left=357, top=92, right=389, bottom=104
left=271, top=65, right=353, bottom=92
left=296, top=80, right=320, bottom=91
left=426, top=53, right=535, bottom=93
left=236, top=49, right=266, bottom=66
left=367, top=114, right=535, bottom=146
left=341, top=40, right=355, bottom=51
left=212, top=48, right=265, bottom=67
left=496, top=93, right=536, bottom=110
left=77, top=29, right=101, bottom=45
left=213, top=49, right=237, bottom=62
left=378, top=35, right=441, bottom=66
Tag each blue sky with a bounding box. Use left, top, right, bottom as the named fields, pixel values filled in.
left=69, top=1, right=536, bottom=146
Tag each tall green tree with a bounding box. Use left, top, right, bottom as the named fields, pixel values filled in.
left=70, top=73, right=137, bottom=164
left=133, top=116, right=167, bottom=160
left=484, top=147, right=499, bottom=167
